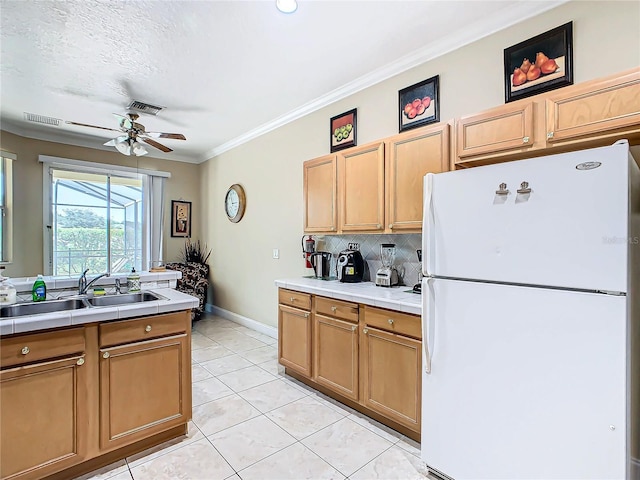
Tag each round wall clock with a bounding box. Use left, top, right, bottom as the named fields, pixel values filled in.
left=224, top=184, right=246, bottom=223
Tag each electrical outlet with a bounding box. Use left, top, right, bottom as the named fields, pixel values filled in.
left=348, top=242, right=360, bottom=251
left=272, top=248, right=279, bottom=259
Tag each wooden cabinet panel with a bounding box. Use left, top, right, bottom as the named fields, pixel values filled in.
left=1, top=355, right=88, bottom=480
left=365, top=306, right=421, bottom=339
left=313, top=314, right=358, bottom=400
left=278, top=289, right=311, bottom=310
left=99, top=333, right=190, bottom=450
left=362, top=326, right=421, bottom=431
left=315, top=296, right=358, bottom=323
left=338, top=141, right=385, bottom=232
left=303, top=154, right=337, bottom=233
left=386, top=124, right=450, bottom=231
left=456, top=101, right=535, bottom=161
left=1, top=328, right=85, bottom=369
left=546, top=68, right=640, bottom=145
left=278, top=304, right=312, bottom=377
left=99, top=311, right=188, bottom=348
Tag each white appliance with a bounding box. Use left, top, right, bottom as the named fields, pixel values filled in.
left=420, top=141, right=640, bottom=480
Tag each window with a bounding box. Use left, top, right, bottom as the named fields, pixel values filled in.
left=41, top=156, right=169, bottom=276
left=0, top=152, right=14, bottom=264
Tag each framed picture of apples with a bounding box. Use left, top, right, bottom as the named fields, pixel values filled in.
left=504, top=21, right=573, bottom=103
left=330, top=108, right=357, bottom=152
left=398, top=75, right=440, bottom=132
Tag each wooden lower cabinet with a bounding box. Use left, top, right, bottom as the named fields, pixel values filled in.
left=278, top=304, right=312, bottom=376
left=313, top=314, right=358, bottom=400
left=361, top=326, right=422, bottom=431
left=0, top=355, right=88, bottom=480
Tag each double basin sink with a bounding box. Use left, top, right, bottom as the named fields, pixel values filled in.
left=0, top=292, right=163, bottom=318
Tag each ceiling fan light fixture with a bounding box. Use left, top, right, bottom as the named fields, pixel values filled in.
left=276, top=0, right=297, bottom=14
left=114, top=140, right=131, bottom=156
left=132, top=141, right=148, bottom=156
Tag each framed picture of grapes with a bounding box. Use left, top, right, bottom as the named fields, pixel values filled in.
left=504, top=22, right=573, bottom=103
left=398, top=75, right=439, bottom=132
left=330, top=108, right=357, bottom=152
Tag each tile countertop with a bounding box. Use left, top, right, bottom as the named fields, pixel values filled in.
left=0, top=288, right=199, bottom=336
left=274, top=278, right=421, bottom=316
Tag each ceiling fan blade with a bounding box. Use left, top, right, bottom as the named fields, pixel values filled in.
left=144, top=132, right=186, bottom=140
left=142, top=137, right=172, bottom=153
left=112, top=113, right=133, bottom=130
left=104, top=135, right=128, bottom=147
left=66, top=121, right=121, bottom=133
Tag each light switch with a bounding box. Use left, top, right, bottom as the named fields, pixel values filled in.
left=273, top=248, right=279, bottom=259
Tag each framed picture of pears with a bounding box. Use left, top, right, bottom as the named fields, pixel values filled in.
left=504, top=22, right=573, bottom=103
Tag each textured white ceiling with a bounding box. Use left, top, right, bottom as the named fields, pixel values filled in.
left=0, top=0, right=565, bottom=163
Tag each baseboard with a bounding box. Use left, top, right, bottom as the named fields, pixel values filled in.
left=205, top=303, right=278, bottom=339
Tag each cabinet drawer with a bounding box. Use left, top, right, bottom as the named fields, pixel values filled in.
left=278, top=289, right=311, bottom=310
left=100, top=311, right=189, bottom=348
left=315, top=296, right=358, bottom=323
left=1, top=327, right=85, bottom=369
left=364, top=306, right=421, bottom=339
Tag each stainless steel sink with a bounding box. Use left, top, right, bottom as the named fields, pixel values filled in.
left=87, top=292, right=162, bottom=307
left=0, top=298, right=89, bottom=317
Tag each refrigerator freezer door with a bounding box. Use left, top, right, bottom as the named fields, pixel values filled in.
left=421, top=278, right=627, bottom=479
left=424, top=143, right=629, bottom=292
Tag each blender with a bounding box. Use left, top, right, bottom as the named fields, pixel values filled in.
left=375, top=243, right=399, bottom=287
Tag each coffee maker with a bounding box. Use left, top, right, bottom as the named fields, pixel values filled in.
left=336, top=250, right=364, bottom=283
left=310, top=252, right=332, bottom=279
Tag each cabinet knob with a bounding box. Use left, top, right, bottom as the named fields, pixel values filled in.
left=363, top=328, right=368, bottom=334
left=290, top=297, right=295, bottom=302
left=331, top=306, right=337, bottom=312
left=547, top=132, right=554, bottom=139
left=76, top=358, right=85, bottom=366
left=522, top=136, right=530, bottom=143
left=388, top=318, right=394, bottom=325
left=389, top=224, right=393, bottom=229
left=351, top=325, right=357, bottom=331
left=103, top=352, right=110, bottom=359
left=21, top=346, right=29, bottom=355
left=304, top=313, right=309, bottom=318
left=495, top=183, right=510, bottom=195
left=376, top=224, right=381, bottom=229
left=145, top=325, right=152, bottom=332
left=517, top=181, right=532, bottom=194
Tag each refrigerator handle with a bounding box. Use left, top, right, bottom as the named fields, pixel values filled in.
left=422, top=173, right=434, bottom=277
left=422, top=277, right=434, bottom=374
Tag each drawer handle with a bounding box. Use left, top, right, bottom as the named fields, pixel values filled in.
left=363, top=328, right=368, bottom=334
left=76, top=358, right=85, bottom=366
left=351, top=325, right=357, bottom=331
left=103, top=352, right=110, bottom=359
left=495, top=183, right=509, bottom=195
left=290, top=297, right=296, bottom=302
left=145, top=325, right=152, bottom=332
left=331, top=306, right=337, bottom=312
left=21, top=346, right=29, bottom=355
left=304, top=313, right=309, bottom=318
left=547, top=131, right=554, bottom=139
left=388, top=319, right=394, bottom=325
left=522, top=136, right=530, bottom=144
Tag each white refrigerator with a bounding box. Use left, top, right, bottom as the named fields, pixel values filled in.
left=420, top=141, right=640, bottom=479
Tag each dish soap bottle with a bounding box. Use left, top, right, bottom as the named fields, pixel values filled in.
left=0, top=267, right=17, bottom=305
left=32, top=274, right=47, bottom=302
left=127, top=268, right=140, bottom=293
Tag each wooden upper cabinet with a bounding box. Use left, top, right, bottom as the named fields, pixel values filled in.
left=386, top=124, right=449, bottom=232
left=338, top=141, right=385, bottom=232
left=546, top=67, right=640, bottom=146
left=303, top=154, right=337, bottom=233
left=456, top=100, right=536, bottom=164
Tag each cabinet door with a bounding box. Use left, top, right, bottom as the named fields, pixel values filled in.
left=99, top=334, right=191, bottom=451
left=1, top=355, right=88, bottom=480
left=338, top=141, right=385, bottom=232
left=456, top=101, right=535, bottom=162
left=386, top=124, right=450, bottom=231
left=278, top=304, right=312, bottom=377
left=313, top=314, right=358, bottom=401
left=362, top=326, right=421, bottom=431
left=546, top=68, right=640, bottom=145
left=304, top=154, right=337, bottom=233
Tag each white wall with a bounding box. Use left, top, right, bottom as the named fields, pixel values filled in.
left=202, top=0, right=639, bottom=327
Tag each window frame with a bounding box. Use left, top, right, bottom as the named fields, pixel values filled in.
left=0, top=151, right=15, bottom=265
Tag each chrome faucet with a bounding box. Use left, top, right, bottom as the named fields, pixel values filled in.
left=78, top=269, right=110, bottom=295
left=114, top=278, right=122, bottom=294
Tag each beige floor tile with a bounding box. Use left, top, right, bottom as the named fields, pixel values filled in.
left=238, top=345, right=278, bottom=364
left=192, top=394, right=261, bottom=436
left=126, top=421, right=203, bottom=468
left=256, top=359, right=284, bottom=376
left=397, top=436, right=422, bottom=458
left=215, top=334, right=268, bottom=353
left=191, top=331, right=218, bottom=350
left=347, top=412, right=403, bottom=443
left=217, top=365, right=277, bottom=392
left=266, top=396, right=346, bottom=440
left=301, top=417, right=394, bottom=477
left=238, top=379, right=308, bottom=413
left=74, top=459, right=129, bottom=480
left=130, top=438, right=234, bottom=480
left=350, top=445, right=429, bottom=480
left=238, top=442, right=344, bottom=480
left=105, top=472, right=133, bottom=480
left=191, top=364, right=213, bottom=382
left=192, top=377, right=234, bottom=406
left=191, top=343, right=234, bottom=363
left=200, top=354, right=253, bottom=376
left=207, top=416, right=296, bottom=471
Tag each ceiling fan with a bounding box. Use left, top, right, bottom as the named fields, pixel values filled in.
left=66, top=113, right=186, bottom=156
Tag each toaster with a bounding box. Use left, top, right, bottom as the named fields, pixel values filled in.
left=336, top=250, right=364, bottom=283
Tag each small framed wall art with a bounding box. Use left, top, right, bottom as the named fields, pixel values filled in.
left=330, top=108, right=357, bottom=152
left=171, top=200, right=192, bottom=237
left=399, top=75, right=440, bottom=132
left=504, top=21, right=573, bottom=103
